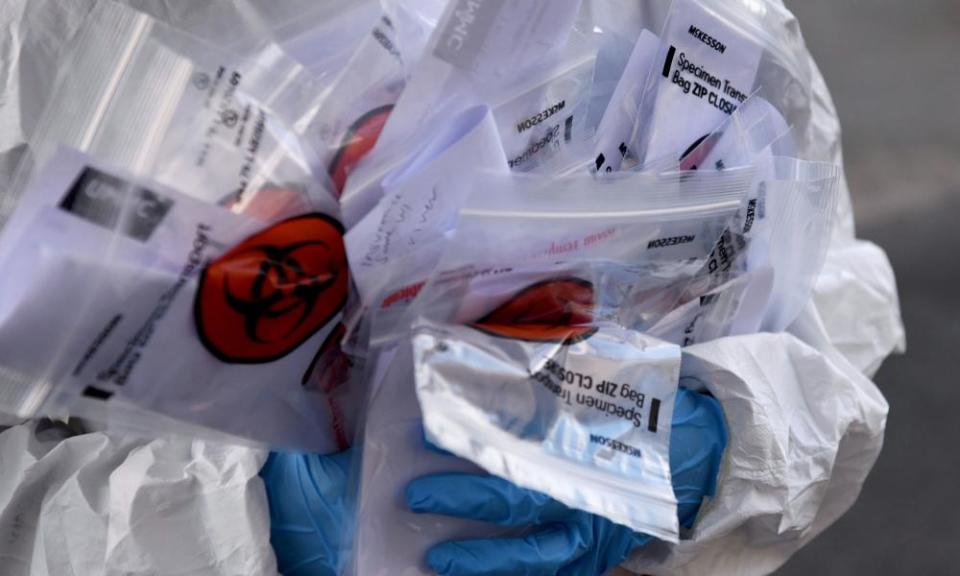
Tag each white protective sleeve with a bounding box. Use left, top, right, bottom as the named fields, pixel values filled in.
left=771, top=0, right=906, bottom=367
left=0, top=422, right=275, bottom=576
left=594, top=0, right=903, bottom=573
left=620, top=311, right=888, bottom=575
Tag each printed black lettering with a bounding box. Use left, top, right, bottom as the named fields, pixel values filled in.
left=72, top=314, right=124, bottom=377
left=647, top=235, right=696, bottom=249
left=708, top=91, right=738, bottom=115
left=688, top=25, right=727, bottom=54
left=743, top=198, right=757, bottom=233
left=702, top=229, right=747, bottom=281
left=723, top=79, right=748, bottom=103
left=589, top=433, right=643, bottom=458
left=595, top=380, right=618, bottom=398
left=672, top=69, right=692, bottom=94
left=509, top=124, right=560, bottom=168
left=372, top=27, right=401, bottom=59
left=516, top=100, right=566, bottom=134
left=231, top=108, right=266, bottom=202
left=97, top=224, right=211, bottom=386
left=676, top=53, right=722, bottom=89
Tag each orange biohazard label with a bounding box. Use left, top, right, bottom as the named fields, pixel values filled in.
left=328, top=105, right=393, bottom=196
left=471, top=278, right=597, bottom=344
left=195, top=213, right=349, bottom=363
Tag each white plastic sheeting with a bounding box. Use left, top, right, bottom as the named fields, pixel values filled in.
left=0, top=422, right=274, bottom=575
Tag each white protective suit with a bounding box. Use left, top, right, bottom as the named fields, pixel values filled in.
left=0, top=421, right=274, bottom=576
left=0, top=1, right=904, bottom=575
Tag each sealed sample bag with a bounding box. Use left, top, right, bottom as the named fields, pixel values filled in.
left=349, top=163, right=755, bottom=571
left=399, top=164, right=754, bottom=541
left=0, top=1, right=358, bottom=451
left=352, top=339, right=512, bottom=576
left=338, top=0, right=594, bottom=226
left=413, top=310, right=682, bottom=539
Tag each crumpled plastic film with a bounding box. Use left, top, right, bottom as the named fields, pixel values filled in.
left=621, top=327, right=888, bottom=576
left=804, top=55, right=906, bottom=375
left=762, top=0, right=906, bottom=370
left=813, top=240, right=906, bottom=377
left=0, top=0, right=370, bottom=198
left=0, top=422, right=275, bottom=576
left=0, top=0, right=217, bottom=194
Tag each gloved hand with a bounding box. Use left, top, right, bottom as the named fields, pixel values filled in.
left=259, top=450, right=353, bottom=576
left=406, top=387, right=727, bottom=576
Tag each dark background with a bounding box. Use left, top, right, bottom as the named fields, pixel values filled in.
left=777, top=1, right=960, bottom=574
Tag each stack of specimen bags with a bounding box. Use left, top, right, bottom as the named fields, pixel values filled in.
left=0, top=0, right=905, bottom=575
left=346, top=1, right=901, bottom=574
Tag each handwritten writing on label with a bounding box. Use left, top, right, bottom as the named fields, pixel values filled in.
left=360, top=185, right=442, bottom=267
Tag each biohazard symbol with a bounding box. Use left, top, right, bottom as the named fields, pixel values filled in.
left=471, top=278, right=597, bottom=345
left=195, top=213, right=349, bottom=363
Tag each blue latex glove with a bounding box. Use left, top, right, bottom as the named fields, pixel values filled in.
left=260, top=450, right=352, bottom=576
left=406, top=387, right=727, bottom=576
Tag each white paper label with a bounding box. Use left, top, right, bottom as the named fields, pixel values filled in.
left=640, top=0, right=763, bottom=164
